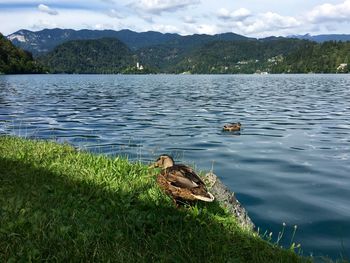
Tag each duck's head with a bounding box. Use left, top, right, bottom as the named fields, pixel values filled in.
left=224, top=122, right=241, bottom=128
left=150, top=154, right=174, bottom=169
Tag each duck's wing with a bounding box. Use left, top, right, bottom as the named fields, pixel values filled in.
left=165, top=165, right=205, bottom=189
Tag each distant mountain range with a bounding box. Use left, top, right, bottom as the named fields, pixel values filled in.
left=7, top=28, right=350, bottom=57
left=7, top=28, right=251, bottom=56
left=3, top=28, right=350, bottom=74
left=0, top=33, right=43, bottom=74
left=289, top=33, right=350, bottom=43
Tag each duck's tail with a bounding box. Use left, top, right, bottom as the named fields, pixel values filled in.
left=192, top=191, right=215, bottom=202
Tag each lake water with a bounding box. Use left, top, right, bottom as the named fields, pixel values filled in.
left=1, top=74, right=349, bottom=259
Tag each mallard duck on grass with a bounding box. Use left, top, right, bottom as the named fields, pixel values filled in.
left=150, top=155, right=215, bottom=205
left=223, top=122, right=241, bottom=132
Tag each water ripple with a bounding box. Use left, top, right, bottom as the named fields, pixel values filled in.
left=1, top=74, right=350, bottom=259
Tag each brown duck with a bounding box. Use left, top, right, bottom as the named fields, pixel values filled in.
left=223, top=122, right=241, bottom=132
left=150, top=155, right=215, bottom=203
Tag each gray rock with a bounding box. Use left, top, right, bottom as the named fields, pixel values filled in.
left=204, top=172, right=255, bottom=231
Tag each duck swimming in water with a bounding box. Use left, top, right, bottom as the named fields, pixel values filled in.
left=150, top=155, right=215, bottom=204
left=223, top=122, right=241, bottom=132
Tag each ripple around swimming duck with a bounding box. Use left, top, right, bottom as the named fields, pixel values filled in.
left=242, top=133, right=284, bottom=138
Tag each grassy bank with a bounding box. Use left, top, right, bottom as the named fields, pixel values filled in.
left=0, top=136, right=308, bottom=262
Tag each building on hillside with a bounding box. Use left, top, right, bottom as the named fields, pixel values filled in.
left=337, top=63, right=348, bottom=72
left=136, top=62, right=144, bottom=70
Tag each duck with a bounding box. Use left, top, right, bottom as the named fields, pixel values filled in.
left=150, top=155, right=215, bottom=204
left=223, top=122, right=241, bottom=132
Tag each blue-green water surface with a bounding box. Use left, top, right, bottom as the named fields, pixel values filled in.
left=1, top=74, right=349, bottom=259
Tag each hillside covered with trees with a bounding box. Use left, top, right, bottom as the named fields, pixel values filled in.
left=168, top=38, right=311, bottom=74
left=271, top=41, right=350, bottom=73
left=38, top=38, right=141, bottom=74
left=37, top=37, right=311, bottom=74
left=0, top=33, right=43, bottom=74
left=38, top=36, right=350, bottom=74
left=3, top=28, right=350, bottom=74
left=7, top=28, right=251, bottom=56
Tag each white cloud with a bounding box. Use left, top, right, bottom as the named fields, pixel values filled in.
left=233, top=12, right=302, bottom=36
left=131, top=0, right=200, bottom=14
left=194, top=24, right=219, bottom=35
left=107, top=8, right=123, bottom=18
left=183, top=23, right=221, bottom=35
left=38, top=4, right=58, bottom=15
left=325, top=24, right=337, bottom=32
left=151, top=24, right=182, bottom=34
left=31, top=19, right=58, bottom=30
left=0, top=9, right=129, bottom=35
left=184, top=16, right=196, bottom=24
left=2, top=0, right=350, bottom=37
left=262, top=12, right=301, bottom=29
left=151, top=22, right=219, bottom=35
left=93, top=23, right=114, bottom=30
left=232, top=8, right=251, bottom=21
left=218, top=7, right=251, bottom=21
left=217, top=8, right=230, bottom=19
left=307, top=0, right=350, bottom=23
left=140, top=14, right=154, bottom=23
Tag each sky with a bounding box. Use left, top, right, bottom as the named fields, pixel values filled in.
left=1, top=0, right=350, bottom=37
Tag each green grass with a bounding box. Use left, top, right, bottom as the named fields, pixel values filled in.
left=0, top=136, right=309, bottom=262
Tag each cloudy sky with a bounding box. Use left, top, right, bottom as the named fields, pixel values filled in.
left=1, top=0, right=350, bottom=37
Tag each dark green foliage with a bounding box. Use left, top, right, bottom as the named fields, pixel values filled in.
left=156, top=38, right=350, bottom=74
left=0, top=33, right=43, bottom=74
left=168, top=38, right=310, bottom=74
left=271, top=41, right=350, bottom=73
left=38, top=38, right=136, bottom=74
left=8, top=27, right=350, bottom=75
left=8, top=28, right=250, bottom=56
left=36, top=31, right=254, bottom=74
left=38, top=37, right=350, bottom=74
left=136, top=34, right=254, bottom=72
left=9, top=28, right=182, bottom=56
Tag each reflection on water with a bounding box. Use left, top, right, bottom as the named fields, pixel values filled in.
left=1, top=74, right=350, bottom=259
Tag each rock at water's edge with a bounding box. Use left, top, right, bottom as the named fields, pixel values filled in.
left=204, top=172, right=255, bottom=231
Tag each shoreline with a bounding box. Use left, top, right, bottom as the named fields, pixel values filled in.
left=1, top=72, right=350, bottom=76
left=204, top=172, right=255, bottom=230
left=0, top=136, right=307, bottom=262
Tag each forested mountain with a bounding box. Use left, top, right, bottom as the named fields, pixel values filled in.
left=38, top=38, right=137, bottom=74
left=7, top=29, right=181, bottom=55
left=7, top=28, right=250, bottom=56
left=5, top=27, right=349, bottom=74
left=0, top=33, right=43, bottom=74
left=37, top=35, right=350, bottom=74
left=168, top=38, right=311, bottom=73
left=271, top=41, right=350, bottom=73
left=289, top=34, right=350, bottom=43
left=38, top=36, right=307, bottom=73
left=136, top=33, right=251, bottom=71
left=8, top=28, right=350, bottom=58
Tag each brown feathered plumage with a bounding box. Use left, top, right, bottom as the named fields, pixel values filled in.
left=150, top=155, right=214, bottom=204
left=223, top=122, right=241, bottom=131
